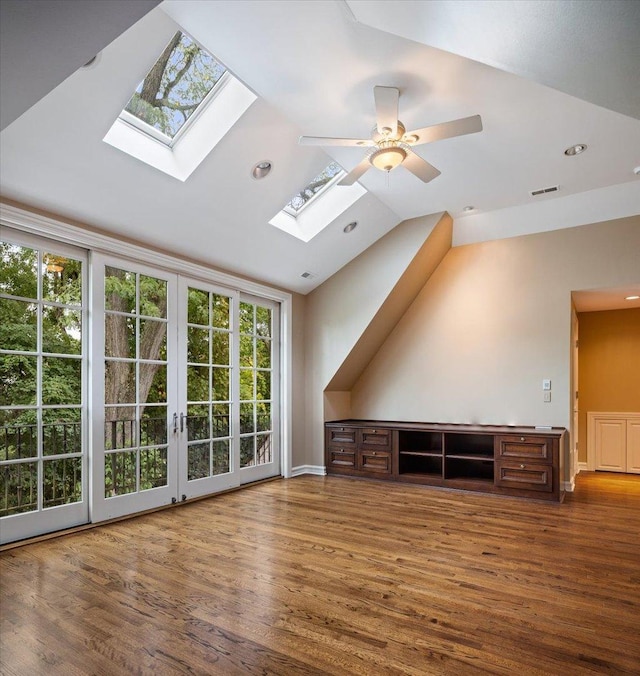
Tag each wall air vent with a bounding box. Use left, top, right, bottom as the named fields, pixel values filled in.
left=530, top=185, right=559, bottom=197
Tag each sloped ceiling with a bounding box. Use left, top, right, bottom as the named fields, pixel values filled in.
left=0, top=0, right=161, bottom=131
left=1, top=1, right=639, bottom=294
left=347, top=0, right=640, bottom=121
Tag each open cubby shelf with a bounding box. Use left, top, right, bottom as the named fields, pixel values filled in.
left=445, top=458, right=494, bottom=482
left=399, top=453, right=442, bottom=476
left=326, top=420, right=567, bottom=502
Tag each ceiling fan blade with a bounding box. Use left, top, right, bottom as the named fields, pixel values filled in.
left=404, top=115, right=483, bottom=146
left=298, top=135, right=373, bottom=147
left=374, top=86, right=399, bottom=137
left=402, top=151, right=441, bottom=183
left=338, top=157, right=371, bottom=186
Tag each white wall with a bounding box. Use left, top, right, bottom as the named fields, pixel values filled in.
left=349, top=217, right=640, bottom=443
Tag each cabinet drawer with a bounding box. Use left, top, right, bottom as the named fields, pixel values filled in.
left=496, top=435, right=552, bottom=463
left=327, top=427, right=357, bottom=446
left=359, top=449, right=392, bottom=474
left=495, top=461, right=553, bottom=492
left=359, top=428, right=392, bottom=450
left=327, top=448, right=356, bottom=469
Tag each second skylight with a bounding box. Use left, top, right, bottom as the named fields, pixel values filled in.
left=283, top=162, right=343, bottom=216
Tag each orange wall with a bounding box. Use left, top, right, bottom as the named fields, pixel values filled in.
left=577, top=308, right=640, bottom=462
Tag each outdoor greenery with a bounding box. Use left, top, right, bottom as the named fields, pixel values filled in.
left=1, top=243, right=275, bottom=517
left=0, top=242, right=83, bottom=515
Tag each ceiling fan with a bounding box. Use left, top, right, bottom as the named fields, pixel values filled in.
left=298, top=86, right=482, bottom=185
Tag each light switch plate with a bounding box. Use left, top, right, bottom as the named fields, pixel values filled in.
left=542, top=379, right=551, bottom=390
left=543, top=391, right=552, bottom=402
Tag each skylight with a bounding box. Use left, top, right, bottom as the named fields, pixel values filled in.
left=283, top=162, right=343, bottom=216
left=103, top=26, right=257, bottom=182
left=269, top=159, right=366, bottom=242
left=120, top=31, right=227, bottom=145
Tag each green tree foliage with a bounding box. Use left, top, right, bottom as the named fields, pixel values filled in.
left=1, top=243, right=83, bottom=514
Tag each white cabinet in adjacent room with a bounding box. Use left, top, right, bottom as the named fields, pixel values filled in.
left=588, top=413, right=640, bottom=474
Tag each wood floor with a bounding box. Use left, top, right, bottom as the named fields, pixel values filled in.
left=1, top=471, right=639, bottom=675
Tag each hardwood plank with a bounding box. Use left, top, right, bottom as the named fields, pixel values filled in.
left=1, top=471, right=639, bottom=674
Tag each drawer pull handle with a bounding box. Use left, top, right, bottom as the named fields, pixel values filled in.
left=373, top=429, right=376, bottom=433
left=520, top=437, right=525, bottom=442
left=520, top=464, right=526, bottom=469
left=373, top=451, right=377, bottom=455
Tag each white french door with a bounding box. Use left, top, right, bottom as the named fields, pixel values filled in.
left=178, top=278, right=237, bottom=498
left=177, top=280, right=280, bottom=499
left=236, top=292, right=280, bottom=485
left=91, top=261, right=282, bottom=523
left=91, top=255, right=178, bottom=521
left=1, top=229, right=88, bottom=544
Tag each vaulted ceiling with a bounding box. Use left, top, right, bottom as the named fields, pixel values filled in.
left=1, top=0, right=639, bottom=294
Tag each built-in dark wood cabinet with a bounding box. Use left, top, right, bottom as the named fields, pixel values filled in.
left=325, top=420, right=567, bottom=502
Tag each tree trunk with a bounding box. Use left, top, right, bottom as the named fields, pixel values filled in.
left=139, top=31, right=181, bottom=105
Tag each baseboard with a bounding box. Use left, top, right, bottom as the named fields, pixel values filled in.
left=562, top=478, right=575, bottom=492
left=291, top=464, right=326, bottom=477
left=578, top=462, right=589, bottom=472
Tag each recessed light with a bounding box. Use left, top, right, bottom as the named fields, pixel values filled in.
left=462, top=206, right=474, bottom=212
left=634, top=166, right=640, bottom=176
left=343, top=221, right=358, bottom=233
left=564, top=144, right=587, bottom=156
left=625, top=295, right=640, bottom=301
left=251, top=161, right=272, bottom=179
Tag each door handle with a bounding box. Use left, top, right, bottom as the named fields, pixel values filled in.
left=180, top=412, right=185, bottom=433
left=173, top=412, right=178, bottom=434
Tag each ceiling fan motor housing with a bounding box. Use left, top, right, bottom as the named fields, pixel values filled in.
left=372, top=121, right=406, bottom=144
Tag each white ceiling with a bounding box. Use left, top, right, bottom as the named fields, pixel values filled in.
left=1, top=0, right=639, bottom=294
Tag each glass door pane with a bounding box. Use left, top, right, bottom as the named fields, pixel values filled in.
left=1, top=234, right=88, bottom=544
left=237, top=295, right=280, bottom=484
left=104, top=266, right=168, bottom=496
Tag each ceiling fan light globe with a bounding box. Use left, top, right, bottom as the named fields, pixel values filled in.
left=370, top=146, right=406, bottom=172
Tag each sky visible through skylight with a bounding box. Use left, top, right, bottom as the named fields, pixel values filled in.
left=285, top=162, right=342, bottom=214
left=123, top=31, right=226, bottom=140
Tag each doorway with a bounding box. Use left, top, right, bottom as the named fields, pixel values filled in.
left=571, top=289, right=640, bottom=476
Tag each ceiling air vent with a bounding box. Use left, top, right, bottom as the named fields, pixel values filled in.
left=300, top=271, right=315, bottom=279
left=530, top=185, right=559, bottom=197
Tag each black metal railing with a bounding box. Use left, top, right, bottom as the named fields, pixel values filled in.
left=1, top=421, right=82, bottom=460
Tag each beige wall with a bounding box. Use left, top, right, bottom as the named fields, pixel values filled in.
left=577, top=308, right=640, bottom=463
left=303, top=212, right=448, bottom=469
left=300, top=215, right=640, bottom=480
left=351, top=218, right=640, bottom=432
